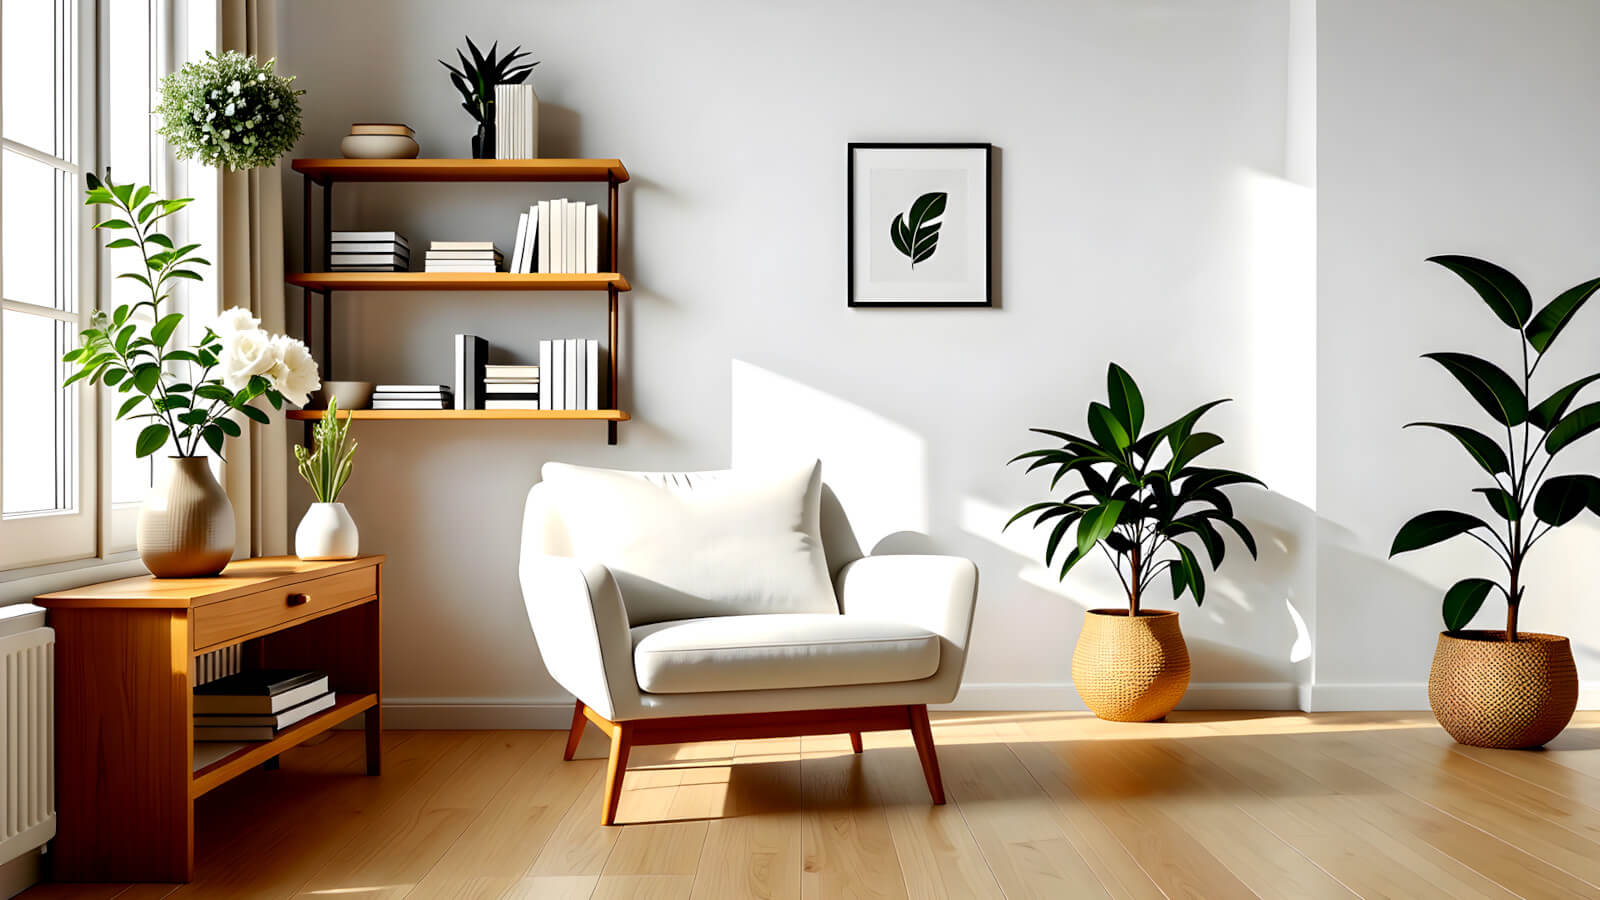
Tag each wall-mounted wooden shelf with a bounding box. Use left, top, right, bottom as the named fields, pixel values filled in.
left=291, top=157, right=629, bottom=184
left=287, top=272, right=629, bottom=292
left=287, top=409, right=630, bottom=421
left=292, top=156, right=630, bottom=443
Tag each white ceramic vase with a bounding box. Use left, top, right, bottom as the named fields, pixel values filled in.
left=295, top=502, right=360, bottom=560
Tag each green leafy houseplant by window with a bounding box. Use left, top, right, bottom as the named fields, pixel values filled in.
left=1391, top=256, right=1599, bottom=750
left=1006, top=364, right=1264, bottom=720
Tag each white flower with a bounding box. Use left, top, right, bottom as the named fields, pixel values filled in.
left=257, top=73, right=266, bottom=81
left=218, top=328, right=276, bottom=392
left=220, top=128, right=231, bottom=139
left=228, top=79, right=241, bottom=95
left=225, top=102, right=235, bottom=116
left=266, top=334, right=319, bottom=406
left=210, top=307, right=260, bottom=337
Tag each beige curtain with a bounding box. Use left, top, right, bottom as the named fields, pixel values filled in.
left=221, top=0, right=289, bottom=556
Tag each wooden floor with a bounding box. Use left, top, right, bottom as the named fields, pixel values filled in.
left=21, top=710, right=1600, bottom=899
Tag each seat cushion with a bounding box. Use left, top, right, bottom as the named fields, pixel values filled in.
left=632, top=614, right=941, bottom=694
left=540, top=461, right=837, bottom=626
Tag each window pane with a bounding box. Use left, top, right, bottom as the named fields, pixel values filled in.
left=1, top=0, right=57, bottom=152
left=110, top=406, right=151, bottom=504
left=2, top=149, right=59, bottom=309
left=107, top=0, right=151, bottom=185
left=2, top=310, right=74, bottom=516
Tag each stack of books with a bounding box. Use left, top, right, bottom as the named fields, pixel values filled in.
left=493, top=84, right=539, bottom=159
left=425, top=241, right=502, bottom=273
left=539, top=338, right=601, bottom=410
left=372, top=384, right=453, bottom=409
left=505, top=199, right=602, bottom=274
left=485, top=364, right=540, bottom=410
left=193, top=669, right=334, bottom=742
left=330, top=231, right=408, bottom=271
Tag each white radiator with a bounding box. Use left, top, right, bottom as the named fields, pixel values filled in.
left=0, top=605, right=53, bottom=867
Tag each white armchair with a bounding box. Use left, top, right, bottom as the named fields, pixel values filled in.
left=519, top=463, right=979, bottom=825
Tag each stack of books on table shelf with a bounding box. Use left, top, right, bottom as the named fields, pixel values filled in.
left=539, top=338, right=602, bottom=410
left=425, top=241, right=502, bottom=273
left=493, top=84, right=539, bottom=159
left=193, top=670, right=334, bottom=742
left=371, top=384, right=453, bottom=409
left=505, top=198, right=603, bottom=274
left=330, top=231, right=408, bottom=271
left=484, top=364, right=540, bottom=409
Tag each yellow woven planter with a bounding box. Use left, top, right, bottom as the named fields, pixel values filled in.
left=1072, top=609, right=1191, bottom=722
left=1428, top=630, right=1578, bottom=749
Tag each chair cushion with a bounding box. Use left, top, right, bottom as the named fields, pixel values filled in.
left=631, top=614, right=941, bottom=694
left=540, top=461, right=837, bottom=626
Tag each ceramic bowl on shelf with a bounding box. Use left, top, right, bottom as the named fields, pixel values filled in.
left=340, top=133, right=419, bottom=159
left=305, top=381, right=375, bottom=410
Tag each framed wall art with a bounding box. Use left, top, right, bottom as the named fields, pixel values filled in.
left=847, top=142, right=992, bottom=307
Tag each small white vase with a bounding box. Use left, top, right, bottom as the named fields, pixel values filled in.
left=295, top=502, right=360, bottom=560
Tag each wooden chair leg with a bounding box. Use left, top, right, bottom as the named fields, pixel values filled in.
left=600, top=722, right=632, bottom=826
left=849, top=731, right=864, bottom=754
left=563, top=700, right=588, bottom=761
left=907, top=704, right=945, bottom=805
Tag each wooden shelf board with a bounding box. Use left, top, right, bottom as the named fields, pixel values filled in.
left=291, top=158, right=628, bottom=184
left=286, top=272, right=629, bottom=292
left=287, top=408, right=630, bottom=422
left=191, top=692, right=376, bottom=797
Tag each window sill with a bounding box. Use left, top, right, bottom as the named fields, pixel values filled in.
left=0, top=552, right=146, bottom=606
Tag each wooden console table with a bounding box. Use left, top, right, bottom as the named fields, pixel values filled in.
left=35, top=555, right=384, bottom=882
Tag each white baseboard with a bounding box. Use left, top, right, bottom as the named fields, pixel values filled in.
left=947, top=682, right=1305, bottom=712
left=379, top=697, right=575, bottom=730
left=1308, top=681, right=1600, bottom=712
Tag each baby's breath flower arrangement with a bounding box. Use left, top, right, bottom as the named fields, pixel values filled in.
left=155, top=50, right=304, bottom=171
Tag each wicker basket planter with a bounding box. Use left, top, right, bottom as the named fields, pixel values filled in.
left=1072, top=609, right=1191, bottom=721
left=1428, top=630, right=1578, bottom=749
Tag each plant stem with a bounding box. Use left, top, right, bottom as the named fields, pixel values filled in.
left=1129, top=543, right=1142, bottom=616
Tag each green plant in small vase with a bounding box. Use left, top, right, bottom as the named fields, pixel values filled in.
left=438, top=36, right=537, bottom=158
left=1391, top=255, right=1600, bottom=749
left=154, top=50, right=304, bottom=171
left=1007, top=363, right=1265, bottom=721
left=65, top=171, right=318, bottom=577
left=293, top=397, right=361, bottom=560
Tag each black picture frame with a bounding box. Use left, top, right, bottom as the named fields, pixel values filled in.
left=847, top=142, right=993, bottom=308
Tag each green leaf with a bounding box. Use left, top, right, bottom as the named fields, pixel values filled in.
left=1175, top=542, right=1206, bottom=605
left=167, top=269, right=204, bottom=281
left=202, top=425, right=225, bottom=457
left=1390, top=509, right=1490, bottom=556
left=1043, top=512, right=1080, bottom=567
left=116, top=395, right=145, bottom=420
left=135, top=424, right=170, bottom=458
left=1427, top=255, right=1532, bottom=328
left=110, top=181, right=134, bottom=206
left=1075, top=500, right=1125, bottom=559
left=1534, top=474, right=1598, bottom=527
left=95, top=218, right=133, bottom=230
left=145, top=232, right=174, bottom=249
left=102, top=367, right=127, bottom=386
left=1473, top=487, right=1520, bottom=521
left=239, top=404, right=270, bottom=425
left=215, top=416, right=242, bottom=438
left=1546, top=402, right=1600, bottom=455
left=1526, top=276, right=1600, bottom=353
left=888, top=191, right=947, bottom=267
left=150, top=313, right=183, bottom=348
left=1169, top=432, right=1224, bottom=475
left=1422, top=352, right=1527, bottom=426
left=1004, top=501, right=1058, bottom=531
left=1106, top=363, right=1144, bottom=439
left=105, top=237, right=137, bottom=249
left=1210, top=514, right=1259, bottom=560
left=1087, top=402, right=1131, bottom=453
left=1530, top=374, right=1600, bottom=431
left=178, top=409, right=209, bottom=426
left=1403, top=422, right=1510, bottom=475
left=131, top=364, right=162, bottom=394
left=1163, top=399, right=1231, bottom=454
left=1442, top=578, right=1496, bottom=632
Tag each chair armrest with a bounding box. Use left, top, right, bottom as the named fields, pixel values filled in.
left=837, top=554, right=978, bottom=650
left=518, top=554, right=639, bottom=721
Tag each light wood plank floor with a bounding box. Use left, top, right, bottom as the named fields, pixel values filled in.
left=22, top=711, right=1600, bottom=899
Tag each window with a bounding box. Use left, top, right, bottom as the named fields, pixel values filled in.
left=0, top=0, right=218, bottom=572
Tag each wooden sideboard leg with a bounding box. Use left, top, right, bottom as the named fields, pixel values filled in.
left=908, top=704, right=945, bottom=805
left=365, top=705, right=382, bottom=775
left=849, top=731, right=864, bottom=754
left=564, top=700, right=588, bottom=761
left=600, top=723, right=632, bottom=826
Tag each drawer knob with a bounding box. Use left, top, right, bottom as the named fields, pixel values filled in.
left=286, top=593, right=310, bottom=607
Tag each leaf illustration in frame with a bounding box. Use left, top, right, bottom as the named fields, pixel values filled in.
left=889, top=191, right=948, bottom=269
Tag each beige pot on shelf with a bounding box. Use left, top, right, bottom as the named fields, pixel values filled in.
left=136, top=456, right=234, bottom=578
left=1072, top=608, right=1191, bottom=721
left=1428, top=630, right=1578, bottom=749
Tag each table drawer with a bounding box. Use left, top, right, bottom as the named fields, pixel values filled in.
left=194, top=566, right=376, bottom=648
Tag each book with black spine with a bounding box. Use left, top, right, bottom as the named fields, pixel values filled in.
left=194, top=691, right=337, bottom=730
left=454, top=334, right=488, bottom=410
left=193, top=670, right=329, bottom=715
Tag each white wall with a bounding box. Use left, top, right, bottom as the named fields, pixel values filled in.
left=278, top=0, right=1600, bottom=722
left=1314, top=0, right=1600, bottom=709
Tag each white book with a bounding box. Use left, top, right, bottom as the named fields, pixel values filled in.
left=573, top=338, right=585, bottom=410
left=331, top=252, right=407, bottom=265
left=371, top=399, right=451, bottom=409
left=194, top=691, right=337, bottom=730
left=551, top=199, right=566, bottom=273
left=565, top=338, right=579, bottom=410
left=520, top=204, right=538, bottom=274
left=430, top=241, right=497, bottom=251
left=573, top=202, right=586, bottom=275
left=375, top=384, right=450, bottom=392
left=333, top=231, right=407, bottom=245
left=425, top=265, right=499, bottom=273
left=549, top=339, right=565, bottom=410
left=536, top=201, right=552, bottom=273
left=425, top=250, right=503, bottom=260
left=585, top=204, right=599, bottom=274
left=331, top=241, right=408, bottom=253
left=509, top=212, right=529, bottom=273
left=526, top=85, right=539, bottom=157
left=484, top=383, right=539, bottom=395
left=494, top=84, right=508, bottom=159
left=538, top=339, right=553, bottom=410
left=586, top=339, right=600, bottom=410
left=485, top=399, right=542, bottom=410
left=484, top=364, right=538, bottom=377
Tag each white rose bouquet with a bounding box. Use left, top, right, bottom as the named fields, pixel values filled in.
left=64, top=171, right=318, bottom=458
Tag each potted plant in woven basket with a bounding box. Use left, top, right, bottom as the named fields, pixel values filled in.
left=1007, top=364, right=1265, bottom=721
left=1391, top=255, right=1600, bottom=749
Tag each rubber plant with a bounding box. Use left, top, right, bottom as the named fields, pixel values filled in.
left=1391, top=255, right=1600, bottom=640
left=1006, top=363, right=1264, bottom=614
